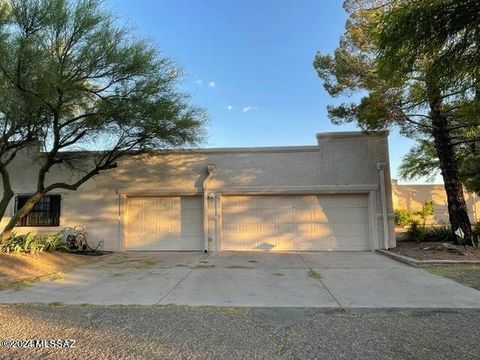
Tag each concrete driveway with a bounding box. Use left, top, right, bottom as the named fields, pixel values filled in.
left=1, top=252, right=480, bottom=308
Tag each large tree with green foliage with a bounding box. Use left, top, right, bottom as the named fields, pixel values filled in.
left=0, top=0, right=205, bottom=240
left=387, top=0, right=480, bottom=195
left=399, top=137, right=480, bottom=195
left=314, top=0, right=480, bottom=245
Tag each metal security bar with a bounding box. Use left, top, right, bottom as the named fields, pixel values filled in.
left=16, top=195, right=61, bottom=227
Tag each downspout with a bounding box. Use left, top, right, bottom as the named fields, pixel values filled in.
left=202, top=164, right=216, bottom=252
left=377, top=161, right=389, bottom=249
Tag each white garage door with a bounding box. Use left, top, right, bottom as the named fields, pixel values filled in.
left=222, top=194, right=370, bottom=251
left=126, top=196, right=203, bottom=251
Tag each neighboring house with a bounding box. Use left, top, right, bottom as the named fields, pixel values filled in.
left=1, top=131, right=395, bottom=252
left=392, top=180, right=479, bottom=225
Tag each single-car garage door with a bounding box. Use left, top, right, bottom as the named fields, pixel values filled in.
left=222, top=194, right=370, bottom=251
left=126, top=196, right=203, bottom=251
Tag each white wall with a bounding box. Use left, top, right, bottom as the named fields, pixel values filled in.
left=1, top=131, right=395, bottom=251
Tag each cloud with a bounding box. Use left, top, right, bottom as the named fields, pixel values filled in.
left=242, top=106, right=257, bottom=113
left=208, top=81, right=216, bottom=88
left=227, top=105, right=233, bottom=111
left=194, top=79, right=202, bottom=84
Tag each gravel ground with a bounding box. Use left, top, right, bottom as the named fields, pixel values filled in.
left=1, top=304, right=479, bottom=360
left=426, top=265, right=480, bottom=290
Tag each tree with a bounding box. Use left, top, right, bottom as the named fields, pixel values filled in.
left=0, top=0, right=205, bottom=240
left=399, top=136, right=480, bottom=195
left=314, top=0, right=479, bottom=245
left=0, top=0, right=47, bottom=228
left=0, top=111, right=42, bottom=226
left=384, top=0, right=480, bottom=195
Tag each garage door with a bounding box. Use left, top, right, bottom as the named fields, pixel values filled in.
left=126, top=196, right=203, bottom=251
left=222, top=194, right=369, bottom=251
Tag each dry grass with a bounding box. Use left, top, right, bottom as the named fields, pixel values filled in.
left=0, top=252, right=92, bottom=291
left=307, top=269, right=322, bottom=281
left=194, top=264, right=215, bottom=269
left=225, top=265, right=254, bottom=269
left=426, top=265, right=480, bottom=290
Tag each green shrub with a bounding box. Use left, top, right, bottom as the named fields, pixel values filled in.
left=473, top=222, right=480, bottom=246
left=1, top=234, right=26, bottom=253
left=394, top=209, right=414, bottom=227
left=1, top=233, right=67, bottom=254
left=406, top=220, right=429, bottom=242
left=423, top=225, right=452, bottom=242
left=416, top=201, right=434, bottom=227
left=44, top=233, right=67, bottom=252
left=406, top=222, right=453, bottom=243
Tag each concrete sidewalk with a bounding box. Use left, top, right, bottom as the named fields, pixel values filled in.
left=1, top=251, right=480, bottom=308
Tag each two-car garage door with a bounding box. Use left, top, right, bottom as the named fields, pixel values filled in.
left=221, top=194, right=370, bottom=251
left=125, top=194, right=370, bottom=251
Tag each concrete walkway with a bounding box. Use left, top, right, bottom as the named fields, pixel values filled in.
left=1, top=252, right=480, bottom=308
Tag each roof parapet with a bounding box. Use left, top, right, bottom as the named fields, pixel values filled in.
left=316, top=130, right=389, bottom=144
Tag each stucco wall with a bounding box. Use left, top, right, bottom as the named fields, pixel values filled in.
left=392, top=180, right=479, bottom=225
left=1, top=131, right=395, bottom=251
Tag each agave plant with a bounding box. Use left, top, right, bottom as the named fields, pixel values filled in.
left=23, top=233, right=43, bottom=253
left=1, top=234, right=25, bottom=253
left=44, top=233, right=68, bottom=252
left=1, top=232, right=67, bottom=253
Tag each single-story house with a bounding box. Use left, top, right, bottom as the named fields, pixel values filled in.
left=392, top=180, right=479, bottom=225
left=2, top=131, right=396, bottom=252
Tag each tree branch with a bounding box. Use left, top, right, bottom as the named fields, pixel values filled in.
left=44, top=162, right=118, bottom=192
left=451, top=139, right=480, bottom=146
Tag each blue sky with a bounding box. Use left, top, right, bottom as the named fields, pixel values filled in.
left=109, top=0, right=428, bottom=183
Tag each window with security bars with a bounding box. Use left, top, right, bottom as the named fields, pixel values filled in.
left=15, top=195, right=61, bottom=227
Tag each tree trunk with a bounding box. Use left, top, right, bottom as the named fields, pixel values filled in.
left=0, top=191, right=45, bottom=242
left=430, top=102, right=473, bottom=246
left=0, top=164, right=14, bottom=226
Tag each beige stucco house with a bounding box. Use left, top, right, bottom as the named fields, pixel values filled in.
left=2, top=131, right=395, bottom=252
left=392, top=180, right=479, bottom=225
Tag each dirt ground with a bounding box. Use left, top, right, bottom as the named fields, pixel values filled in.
left=390, top=241, right=480, bottom=260
left=388, top=241, right=480, bottom=290
left=0, top=252, right=94, bottom=290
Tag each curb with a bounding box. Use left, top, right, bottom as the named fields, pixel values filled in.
left=376, top=249, right=480, bottom=267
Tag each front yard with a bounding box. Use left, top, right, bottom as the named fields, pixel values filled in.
left=426, top=265, right=480, bottom=290
left=390, top=241, right=480, bottom=261
left=0, top=252, right=92, bottom=291
left=381, top=240, right=480, bottom=290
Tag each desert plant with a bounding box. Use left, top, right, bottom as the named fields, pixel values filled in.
left=43, top=233, right=68, bottom=252
left=423, top=226, right=453, bottom=242
left=406, top=220, right=429, bottom=243
left=1, top=233, right=66, bottom=254
left=24, top=233, right=44, bottom=253
left=1, top=234, right=25, bottom=253
left=416, top=201, right=434, bottom=227
left=394, top=209, right=414, bottom=227
left=406, top=223, right=454, bottom=243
